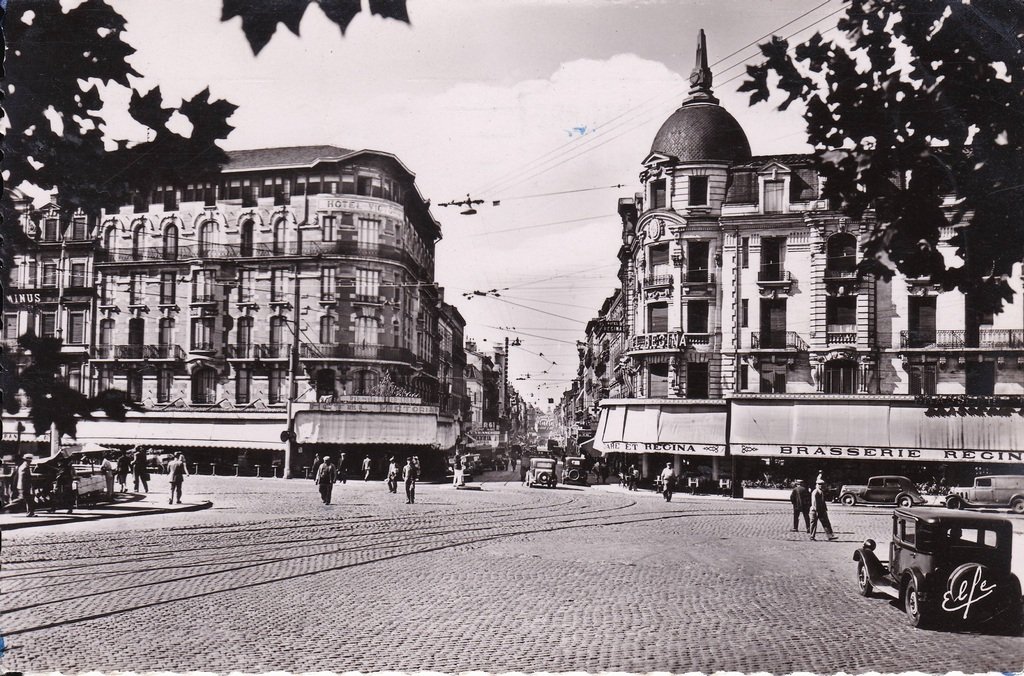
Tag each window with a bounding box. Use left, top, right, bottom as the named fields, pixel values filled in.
left=240, top=219, right=254, bottom=257
left=157, top=370, right=173, bottom=403
left=191, top=317, right=214, bottom=351
left=320, top=314, right=336, bottom=344
left=827, top=296, right=857, bottom=328
left=321, top=267, right=337, bottom=301
left=270, top=316, right=286, bottom=347
left=790, top=168, right=817, bottom=202
left=315, top=369, right=336, bottom=400
left=322, top=215, right=336, bottom=242
left=3, top=313, right=18, bottom=340
left=354, top=369, right=378, bottom=395
left=67, top=311, right=86, bottom=345
left=760, top=237, right=786, bottom=281
left=648, top=363, right=669, bottom=397
left=235, top=369, right=251, bottom=405
left=192, top=270, right=214, bottom=303
left=650, top=179, right=667, bottom=209
left=741, top=299, right=749, bottom=328
left=272, top=219, right=286, bottom=254
left=70, top=216, right=87, bottom=240
left=270, top=269, right=287, bottom=302
left=823, top=360, right=857, bottom=394
left=198, top=221, right=214, bottom=257
left=355, top=316, right=378, bottom=349
left=238, top=269, right=255, bottom=303
left=689, top=175, right=708, bottom=206
left=40, top=312, right=57, bottom=338
left=899, top=519, right=916, bottom=546
left=70, top=261, right=87, bottom=288
left=908, top=297, right=937, bottom=347
left=648, top=244, right=670, bottom=277
left=131, top=223, right=145, bottom=258
left=687, top=300, right=709, bottom=334
left=763, top=180, right=785, bottom=213
left=760, top=363, right=787, bottom=394
left=99, top=318, right=114, bottom=347
left=130, top=273, right=144, bottom=305
left=686, top=362, right=710, bottom=398
left=236, top=316, right=253, bottom=349
left=160, top=272, right=177, bottom=305
left=686, top=240, right=709, bottom=282
left=760, top=298, right=788, bottom=348
left=128, top=317, right=145, bottom=346
left=43, top=217, right=59, bottom=241
left=826, top=233, right=857, bottom=275
left=268, top=368, right=286, bottom=404
left=127, top=371, right=144, bottom=403
left=25, top=260, right=38, bottom=287
left=163, top=224, right=179, bottom=260
left=97, top=368, right=114, bottom=392
left=355, top=268, right=380, bottom=301
left=647, top=303, right=668, bottom=333
left=67, top=367, right=82, bottom=393
left=726, top=171, right=758, bottom=204
left=191, top=367, right=217, bottom=404
left=99, top=274, right=113, bottom=305
left=965, top=361, right=996, bottom=396
left=740, top=237, right=749, bottom=268
left=357, top=217, right=380, bottom=246
left=42, top=263, right=57, bottom=288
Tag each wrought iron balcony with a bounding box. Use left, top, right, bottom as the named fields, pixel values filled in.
left=299, top=343, right=416, bottom=363
left=900, top=329, right=1024, bottom=349
left=643, top=273, right=674, bottom=287
left=757, top=268, right=792, bottom=283
left=683, top=269, right=713, bottom=284
left=91, top=344, right=186, bottom=360
left=824, top=257, right=857, bottom=279
left=750, top=331, right=808, bottom=351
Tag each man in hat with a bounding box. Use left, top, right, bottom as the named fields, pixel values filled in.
left=17, top=454, right=36, bottom=517
left=362, top=454, right=372, bottom=481
left=659, top=462, right=676, bottom=502
left=315, top=455, right=337, bottom=505
left=403, top=456, right=418, bottom=504
left=809, top=478, right=837, bottom=541
left=167, top=452, right=189, bottom=504
left=386, top=456, right=398, bottom=494
left=789, top=479, right=811, bottom=532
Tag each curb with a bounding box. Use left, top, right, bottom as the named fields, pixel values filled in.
left=0, top=500, right=214, bottom=531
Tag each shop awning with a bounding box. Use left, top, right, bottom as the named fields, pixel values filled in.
left=594, top=400, right=727, bottom=455
left=72, top=418, right=284, bottom=451
left=729, top=397, right=1024, bottom=463
left=579, top=438, right=595, bottom=457
left=295, top=410, right=438, bottom=446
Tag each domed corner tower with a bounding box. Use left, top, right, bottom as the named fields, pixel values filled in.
left=641, top=29, right=752, bottom=218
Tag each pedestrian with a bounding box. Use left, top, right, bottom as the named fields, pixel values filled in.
left=520, top=456, right=529, bottom=484
left=453, top=454, right=464, bottom=487
left=100, top=453, right=116, bottom=498
left=601, top=462, right=610, bottom=484
left=311, top=454, right=323, bottom=481
left=508, top=455, right=516, bottom=472
left=660, top=462, right=676, bottom=502
left=167, top=452, right=189, bottom=504
left=315, top=456, right=337, bottom=505
left=386, top=457, right=399, bottom=493
left=628, top=464, right=640, bottom=491
left=17, top=454, right=36, bottom=517
left=403, top=456, right=418, bottom=504
left=50, top=457, right=75, bottom=514
left=116, top=453, right=131, bottom=492
left=362, top=454, right=372, bottom=481
left=337, top=452, right=347, bottom=483
left=132, top=447, right=149, bottom=493
left=809, top=478, right=837, bottom=541
left=789, top=479, right=811, bottom=532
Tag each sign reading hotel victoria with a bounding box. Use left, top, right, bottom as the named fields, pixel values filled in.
left=733, top=444, right=1024, bottom=463
left=319, top=197, right=404, bottom=220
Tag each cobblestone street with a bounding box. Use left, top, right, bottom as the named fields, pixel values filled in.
left=3, top=471, right=1023, bottom=673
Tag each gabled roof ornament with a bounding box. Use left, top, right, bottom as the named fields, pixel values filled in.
left=685, top=29, right=718, bottom=105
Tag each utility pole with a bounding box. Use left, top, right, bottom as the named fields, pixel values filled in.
left=283, top=263, right=302, bottom=478
left=50, top=220, right=68, bottom=457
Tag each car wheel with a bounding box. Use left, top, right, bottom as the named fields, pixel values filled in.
left=897, top=495, right=914, bottom=508
left=946, top=496, right=963, bottom=510
left=840, top=494, right=856, bottom=506
left=904, top=577, right=930, bottom=628
left=1011, top=497, right=1024, bottom=514
left=856, top=560, right=873, bottom=597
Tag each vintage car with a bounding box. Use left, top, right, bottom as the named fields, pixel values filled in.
left=526, top=457, right=558, bottom=488
left=839, top=475, right=926, bottom=508
left=945, top=475, right=1024, bottom=513
left=561, top=456, right=589, bottom=486
left=853, top=507, right=1022, bottom=631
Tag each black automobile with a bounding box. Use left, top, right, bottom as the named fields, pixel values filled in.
left=854, top=507, right=1022, bottom=632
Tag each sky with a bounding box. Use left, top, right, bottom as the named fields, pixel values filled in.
left=94, top=0, right=839, bottom=410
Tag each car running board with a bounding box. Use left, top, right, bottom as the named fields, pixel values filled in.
left=871, top=578, right=900, bottom=600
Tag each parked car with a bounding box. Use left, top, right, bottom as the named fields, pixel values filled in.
left=561, top=456, right=589, bottom=486
left=853, top=507, right=1022, bottom=631
left=526, top=457, right=558, bottom=488
left=838, top=476, right=926, bottom=508
left=945, top=475, right=1024, bottom=513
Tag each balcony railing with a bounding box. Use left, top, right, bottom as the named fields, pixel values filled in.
left=683, top=269, right=713, bottom=284
left=683, top=332, right=711, bottom=346
left=91, top=344, right=186, bottom=360
left=224, top=343, right=289, bottom=359
left=826, top=325, right=857, bottom=345
left=299, top=344, right=417, bottom=363
left=643, top=273, right=674, bottom=287
left=824, top=257, right=857, bottom=279
left=757, top=268, right=792, bottom=283
left=750, top=331, right=808, bottom=350
left=190, top=341, right=216, bottom=352
left=900, top=329, right=1024, bottom=349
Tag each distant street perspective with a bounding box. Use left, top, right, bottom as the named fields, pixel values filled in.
left=3, top=471, right=1024, bottom=674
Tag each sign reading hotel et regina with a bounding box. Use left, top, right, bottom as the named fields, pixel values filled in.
left=733, top=444, right=1024, bottom=463
left=602, top=441, right=725, bottom=455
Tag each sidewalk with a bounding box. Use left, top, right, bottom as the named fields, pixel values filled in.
left=0, top=490, right=212, bottom=531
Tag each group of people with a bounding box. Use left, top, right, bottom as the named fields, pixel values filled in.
left=789, top=475, right=837, bottom=540
left=312, top=454, right=420, bottom=504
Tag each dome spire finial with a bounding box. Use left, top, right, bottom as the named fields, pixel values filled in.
left=685, top=29, right=718, bottom=104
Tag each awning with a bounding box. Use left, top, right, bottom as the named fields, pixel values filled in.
left=295, top=410, right=438, bottom=446
left=579, top=438, right=595, bottom=457
left=729, top=397, right=1024, bottom=463
left=73, top=418, right=285, bottom=451
left=594, top=400, right=727, bottom=455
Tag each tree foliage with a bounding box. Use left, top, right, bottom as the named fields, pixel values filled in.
left=740, top=0, right=1024, bottom=314
left=223, top=0, right=410, bottom=55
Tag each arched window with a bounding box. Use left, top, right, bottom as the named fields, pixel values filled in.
left=354, top=370, right=378, bottom=395
left=163, top=224, right=179, bottom=260
left=826, top=233, right=857, bottom=275
left=198, top=221, right=215, bottom=257
left=823, top=360, right=857, bottom=394
left=240, top=219, right=254, bottom=257
left=102, top=226, right=116, bottom=252
left=131, top=223, right=145, bottom=259
left=191, top=367, right=217, bottom=404
left=272, top=219, right=286, bottom=254
left=315, top=369, right=336, bottom=400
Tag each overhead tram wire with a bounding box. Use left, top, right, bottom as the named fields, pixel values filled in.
left=473, top=2, right=846, bottom=199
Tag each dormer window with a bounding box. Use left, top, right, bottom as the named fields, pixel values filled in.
left=764, top=180, right=785, bottom=213
left=689, top=176, right=708, bottom=206
left=650, top=179, right=667, bottom=209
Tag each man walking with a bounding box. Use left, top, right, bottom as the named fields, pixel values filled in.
left=386, top=457, right=399, bottom=493
left=809, top=478, right=837, bottom=541
left=310, top=454, right=323, bottom=481
left=315, top=456, right=337, bottom=505
left=132, top=447, right=149, bottom=493
left=403, top=456, right=418, bottom=504
left=337, top=452, right=347, bottom=484
left=167, top=452, right=189, bottom=504
left=789, top=479, right=811, bottom=532
left=660, top=462, right=676, bottom=502
left=17, top=454, right=35, bottom=517
left=362, top=454, right=372, bottom=481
